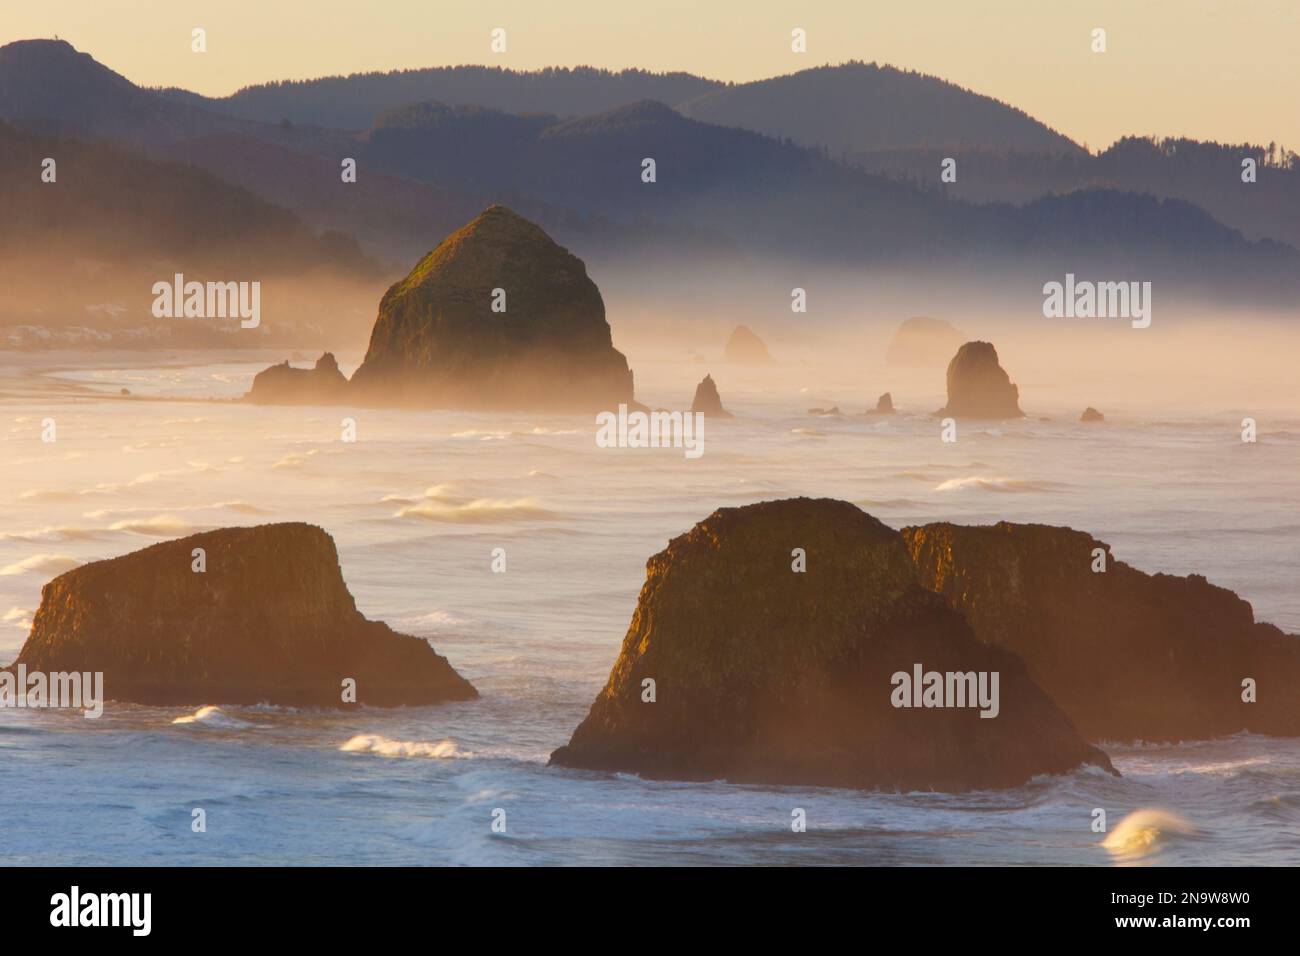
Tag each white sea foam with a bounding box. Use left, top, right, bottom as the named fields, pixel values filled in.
left=171, top=705, right=253, bottom=728
left=339, top=735, right=471, bottom=759
left=933, top=475, right=1063, bottom=493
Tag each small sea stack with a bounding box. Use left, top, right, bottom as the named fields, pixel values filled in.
left=690, top=373, right=732, bottom=417
left=246, top=351, right=349, bottom=404
left=868, top=392, right=895, bottom=415
left=724, top=324, right=774, bottom=364
left=551, top=498, right=1113, bottom=791
left=1080, top=407, right=1104, bottom=422
left=4, top=523, right=477, bottom=708
left=936, top=341, right=1024, bottom=419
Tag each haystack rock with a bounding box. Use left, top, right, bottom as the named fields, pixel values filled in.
left=724, top=324, right=774, bottom=364
left=1080, top=407, right=1104, bottom=422
left=4, top=523, right=476, bottom=707
left=550, top=498, right=1112, bottom=791
left=246, top=206, right=636, bottom=410
left=903, top=522, right=1300, bottom=742
left=246, top=352, right=348, bottom=404
left=936, top=341, right=1024, bottom=419
left=885, top=316, right=966, bottom=367
left=689, top=374, right=732, bottom=417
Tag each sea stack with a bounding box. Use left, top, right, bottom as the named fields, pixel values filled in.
left=936, top=341, right=1024, bottom=419
left=246, top=352, right=349, bottom=404
left=724, top=324, right=774, bottom=364
left=869, top=392, right=895, bottom=415
left=4, top=523, right=477, bottom=707
left=885, top=316, right=966, bottom=367
left=1080, top=407, right=1104, bottom=422
left=551, top=498, right=1112, bottom=791
left=903, top=521, right=1300, bottom=742
left=689, top=374, right=732, bottom=417
left=245, top=206, right=637, bottom=410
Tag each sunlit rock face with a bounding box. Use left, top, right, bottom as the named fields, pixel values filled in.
left=551, top=497, right=1112, bottom=791
left=6, top=523, right=477, bottom=707
left=903, top=521, right=1300, bottom=742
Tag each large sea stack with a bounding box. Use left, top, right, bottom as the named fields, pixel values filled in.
left=4, top=523, right=477, bottom=707
left=551, top=498, right=1111, bottom=791
left=904, top=522, right=1300, bottom=742
left=936, top=341, right=1024, bottom=419
left=348, top=205, right=635, bottom=408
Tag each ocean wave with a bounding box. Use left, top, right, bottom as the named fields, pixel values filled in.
left=273, top=450, right=319, bottom=469
left=0, top=554, right=81, bottom=576
left=1101, top=808, right=1199, bottom=861
left=171, top=705, right=254, bottom=729
left=0, top=525, right=103, bottom=543
left=2, top=607, right=33, bottom=629
left=933, top=475, right=1065, bottom=493
left=397, top=609, right=468, bottom=632
left=108, top=515, right=203, bottom=536
left=397, top=499, right=553, bottom=523
left=339, top=734, right=471, bottom=759
left=392, top=486, right=554, bottom=524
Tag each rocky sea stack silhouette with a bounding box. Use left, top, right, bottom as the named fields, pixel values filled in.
left=689, top=373, right=732, bottom=417
left=1080, top=406, right=1105, bottom=422
left=904, top=522, right=1300, bottom=742
left=245, top=205, right=636, bottom=410
left=724, top=324, right=774, bottom=364
left=247, top=352, right=348, bottom=404
left=885, top=316, right=966, bottom=367
left=550, top=498, right=1112, bottom=791
left=869, top=392, right=895, bottom=415
left=936, top=341, right=1024, bottom=419
left=4, top=523, right=477, bottom=707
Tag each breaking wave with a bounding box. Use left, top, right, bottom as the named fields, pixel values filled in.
left=1101, top=808, right=1199, bottom=860
left=933, top=475, right=1065, bottom=493
left=339, top=735, right=471, bottom=759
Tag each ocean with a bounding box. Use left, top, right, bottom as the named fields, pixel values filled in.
left=1, top=345, right=1298, bottom=866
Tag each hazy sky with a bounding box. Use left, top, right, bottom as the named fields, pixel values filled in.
left=7, top=0, right=1298, bottom=150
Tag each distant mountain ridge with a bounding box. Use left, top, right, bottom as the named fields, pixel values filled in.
left=161, top=64, right=721, bottom=130
left=2, top=38, right=1296, bottom=301
left=675, top=61, right=1081, bottom=155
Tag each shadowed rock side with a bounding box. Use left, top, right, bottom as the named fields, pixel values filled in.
left=885, top=316, right=966, bottom=367
left=4, top=523, right=477, bottom=707
left=551, top=498, right=1112, bottom=791
left=349, top=205, right=634, bottom=409
left=724, top=324, right=774, bottom=364
left=689, top=373, right=732, bottom=417
left=936, top=341, right=1024, bottom=419
left=246, top=352, right=348, bottom=404
left=903, top=522, right=1300, bottom=742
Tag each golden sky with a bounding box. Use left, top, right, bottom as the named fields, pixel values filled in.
left=6, top=0, right=1298, bottom=150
